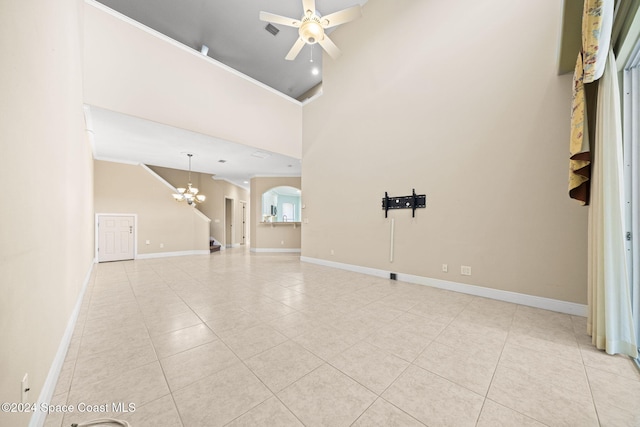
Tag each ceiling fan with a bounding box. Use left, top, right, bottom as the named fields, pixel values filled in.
left=259, top=0, right=362, bottom=61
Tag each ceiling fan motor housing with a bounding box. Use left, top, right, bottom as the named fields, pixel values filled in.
left=299, top=15, right=324, bottom=44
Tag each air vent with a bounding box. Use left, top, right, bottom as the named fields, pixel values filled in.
left=251, top=151, right=271, bottom=159
left=218, top=159, right=227, bottom=163
left=265, top=23, right=280, bottom=36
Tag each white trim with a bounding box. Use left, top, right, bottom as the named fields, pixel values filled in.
left=212, top=176, right=249, bottom=189
left=85, top=0, right=302, bottom=105
left=250, top=173, right=302, bottom=179
left=136, top=250, right=210, bottom=259
left=92, top=156, right=140, bottom=166
left=300, top=89, right=323, bottom=106
left=141, top=164, right=212, bottom=223
left=83, top=105, right=96, bottom=158
left=29, top=261, right=95, bottom=427
left=300, top=256, right=588, bottom=317
left=141, top=163, right=179, bottom=192
left=251, top=248, right=302, bottom=253
left=193, top=208, right=212, bottom=223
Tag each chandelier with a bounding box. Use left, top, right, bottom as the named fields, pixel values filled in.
left=173, top=153, right=205, bottom=205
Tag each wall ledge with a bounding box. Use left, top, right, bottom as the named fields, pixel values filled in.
left=300, top=256, right=587, bottom=317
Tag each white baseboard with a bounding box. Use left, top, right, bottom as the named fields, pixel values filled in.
left=300, top=256, right=587, bottom=317
left=251, top=248, right=302, bottom=253
left=136, top=249, right=210, bottom=259
left=29, top=261, right=95, bottom=427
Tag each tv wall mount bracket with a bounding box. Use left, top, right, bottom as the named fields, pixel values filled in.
left=382, top=189, right=426, bottom=218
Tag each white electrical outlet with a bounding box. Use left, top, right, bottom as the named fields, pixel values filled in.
left=442, top=264, right=448, bottom=273
left=21, top=373, right=29, bottom=403
left=330, top=249, right=335, bottom=255
left=160, top=243, right=164, bottom=248
left=145, top=240, right=150, bottom=245
left=281, top=240, right=284, bottom=245
left=461, top=266, right=472, bottom=276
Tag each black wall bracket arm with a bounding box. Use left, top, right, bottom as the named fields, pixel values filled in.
left=382, top=189, right=426, bottom=218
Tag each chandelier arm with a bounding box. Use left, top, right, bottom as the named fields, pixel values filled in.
left=174, top=153, right=205, bottom=205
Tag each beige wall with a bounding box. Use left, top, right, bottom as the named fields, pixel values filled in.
left=94, top=161, right=209, bottom=255
left=302, top=0, right=588, bottom=304
left=0, top=0, right=94, bottom=424
left=251, top=177, right=302, bottom=251
left=149, top=166, right=250, bottom=247
left=83, top=1, right=303, bottom=159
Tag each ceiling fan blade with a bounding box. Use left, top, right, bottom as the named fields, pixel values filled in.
left=321, top=5, right=362, bottom=29
left=302, top=0, right=316, bottom=15
left=318, top=34, right=341, bottom=59
left=285, top=38, right=307, bottom=60
left=259, top=11, right=300, bottom=27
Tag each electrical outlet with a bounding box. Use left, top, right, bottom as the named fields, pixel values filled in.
left=21, top=373, right=29, bottom=403
left=160, top=243, right=164, bottom=248
left=281, top=240, right=284, bottom=245
left=145, top=240, right=150, bottom=245
left=442, top=264, right=448, bottom=273
left=461, top=266, right=472, bottom=276
left=330, top=249, right=334, bottom=255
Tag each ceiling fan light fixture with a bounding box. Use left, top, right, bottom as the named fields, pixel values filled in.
left=260, top=1, right=362, bottom=61
left=299, top=18, right=323, bottom=44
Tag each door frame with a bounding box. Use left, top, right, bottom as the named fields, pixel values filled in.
left=240, top=200, right=247, bottom=245
left=95, top=213, right=138, bottom=262
left=224, top=198, right=234, bottom=248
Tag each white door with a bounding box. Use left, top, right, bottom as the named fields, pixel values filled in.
left=98, top=215, right=134, bottom=262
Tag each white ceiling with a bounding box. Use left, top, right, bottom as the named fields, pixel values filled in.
left=87, top=106, right=301, bottom=190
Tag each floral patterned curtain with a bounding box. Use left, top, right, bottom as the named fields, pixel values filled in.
left=568, top=0, right=614, bottom=205
left=569, top=52, right=591, bottom=205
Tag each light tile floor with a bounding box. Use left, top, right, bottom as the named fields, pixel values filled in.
left=45, top=249, right=640, bottom=427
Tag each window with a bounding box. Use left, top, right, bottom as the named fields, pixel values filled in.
left=261, top=186, right=301, bottom=222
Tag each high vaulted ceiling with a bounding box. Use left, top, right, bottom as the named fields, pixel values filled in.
left=89, top=0, right=367, bottom=188
left=95, top=0, right=367, bottom=100
left=88, top=0, right=582, bottom=191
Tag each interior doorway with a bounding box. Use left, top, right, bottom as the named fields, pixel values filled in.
left=240, top=201, right=247, bottom=245
left=225, top=198, right=234, bottom=248
left=97, top=214, right=135, bottom=262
